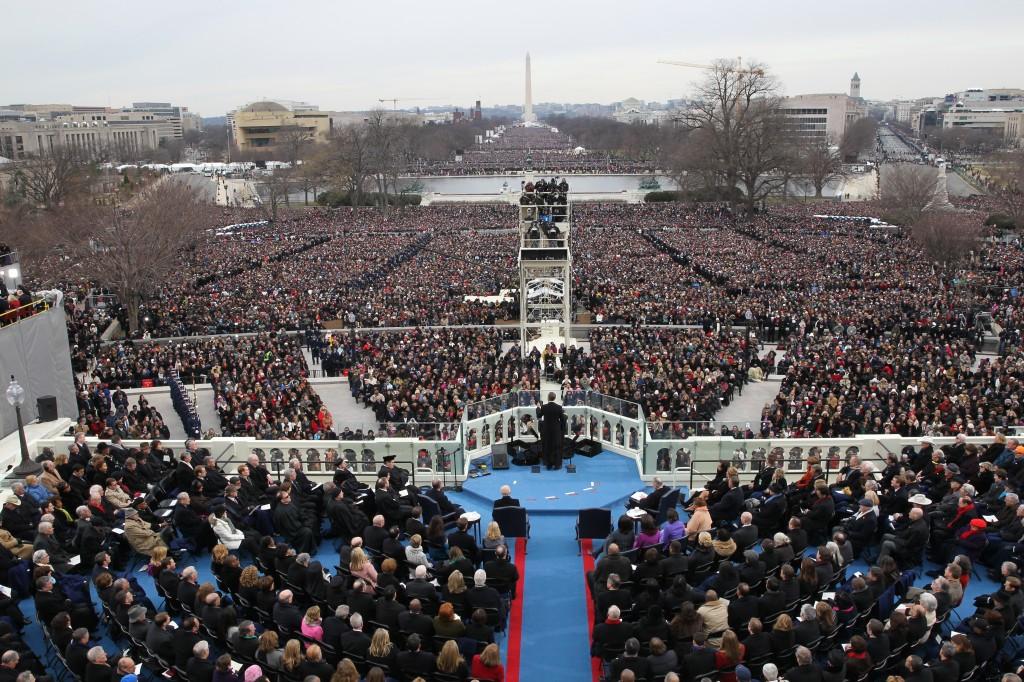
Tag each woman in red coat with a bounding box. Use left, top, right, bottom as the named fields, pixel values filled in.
left=470, top=643, right=505, bottom=682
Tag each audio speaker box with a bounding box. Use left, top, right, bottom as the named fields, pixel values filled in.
left=36, top=395, right=58, bottom=422
left=576, top=438, right=602, bottom=458
left=491, top=444, right=510, bottom=470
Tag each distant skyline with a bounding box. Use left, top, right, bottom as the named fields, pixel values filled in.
left=6, top=0, right=1024, bottom=116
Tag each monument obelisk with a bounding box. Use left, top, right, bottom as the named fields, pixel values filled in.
left=523, top=52, right=536, bottom=123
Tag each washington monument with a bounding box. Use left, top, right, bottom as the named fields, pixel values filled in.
left=523, top=52, right=536, bottom=123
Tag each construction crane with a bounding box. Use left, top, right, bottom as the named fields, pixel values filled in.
left=377, top=97, right=445, bottom=111
left=657, top=58, right=765, bottom=76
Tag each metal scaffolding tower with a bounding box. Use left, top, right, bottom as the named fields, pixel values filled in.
left=518, top=188, right=572, bottom=350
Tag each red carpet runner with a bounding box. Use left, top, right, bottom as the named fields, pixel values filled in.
left=506, top=537, right=528, bottom=682
left=581, top=539, right=601, bottom=682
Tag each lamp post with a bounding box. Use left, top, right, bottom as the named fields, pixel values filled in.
left=6, top=376, right=40, bottom=477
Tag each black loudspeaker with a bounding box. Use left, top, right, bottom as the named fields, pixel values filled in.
left=576, top=438, right=602, bottom=458
left=491, top=444, right=510, bottom=470
left=36, top=395, right=58, bottom=422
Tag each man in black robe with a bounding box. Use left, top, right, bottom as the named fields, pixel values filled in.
left=536, top=392, right=566, bottom=470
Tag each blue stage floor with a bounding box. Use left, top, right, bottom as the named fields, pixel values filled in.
left=458, top=452, right=644, bottom=515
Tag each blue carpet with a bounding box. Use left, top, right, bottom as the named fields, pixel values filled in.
left=448, top=452, right=648, bottom=680
left=460, top=453, right=642, bottom=514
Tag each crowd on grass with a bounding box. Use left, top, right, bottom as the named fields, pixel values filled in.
left=7, top=186, right=1024, bottom=440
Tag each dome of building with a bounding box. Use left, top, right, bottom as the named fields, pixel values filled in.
left=240, top=101, right=288, bottom=113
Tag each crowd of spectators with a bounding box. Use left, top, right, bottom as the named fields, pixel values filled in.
left=590, top=434, right=1024, bottom=682
left=0, top=431, right=519, bottom=682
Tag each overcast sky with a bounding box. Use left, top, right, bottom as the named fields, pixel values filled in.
left=7, top=0, right=1023, bottom=116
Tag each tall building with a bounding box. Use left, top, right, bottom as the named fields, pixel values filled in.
left=523, top=52, right=536, bottom=123
left=850, top=73, right=861, bottom=99
left=780, top=93, right=867, bottom=143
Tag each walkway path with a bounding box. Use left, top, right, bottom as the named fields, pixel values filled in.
left=193, top=387, right=220, bottom=436
left=312, top=378, right=378, bottom=432
left=714, top=376, right=781, bottom=427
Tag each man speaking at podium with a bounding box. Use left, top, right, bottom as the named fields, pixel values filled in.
left=537, top=392, right=566, bottom=471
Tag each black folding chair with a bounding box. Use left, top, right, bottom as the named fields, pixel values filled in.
left=492, top=506, right=531, bottom=554
left=575, top=507, right=613, bottom=556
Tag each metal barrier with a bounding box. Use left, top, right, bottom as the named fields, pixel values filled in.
left=0, top=297, right=51, bottom=326
left=644, top=435, right=1005, bottom=491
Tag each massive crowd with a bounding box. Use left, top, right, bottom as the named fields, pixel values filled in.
left=5, top=173, right=1022, bottom=440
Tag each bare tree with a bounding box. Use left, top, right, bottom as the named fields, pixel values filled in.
left=986, top=150, right=1024, bottom=229
left=277, top=125, right=314, bottom=166
left=911, top=210, right=982, bottom=272
left=675, top=59, right=789, bottom=214
left=839, top=118, right=878, bottom=161
left=323, top=125, right=371, bottom=207
left=797, top=137, right=846, bottom=198
left=881, top=164, right=938, bottom=225
left=366, top=109, right=406, bottom=211
left=296, top=149, right=328, bottom=205
left=11, top=147, right=94, bottom=208
left=255, top=169, right=293, bottom=222
left=41, top=180, right=208, bottom=333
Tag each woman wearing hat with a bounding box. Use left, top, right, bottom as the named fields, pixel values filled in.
left=952, top=518, right=989, bottom=563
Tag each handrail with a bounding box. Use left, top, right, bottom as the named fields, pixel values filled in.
left=0, top=297, right=51, bottom=326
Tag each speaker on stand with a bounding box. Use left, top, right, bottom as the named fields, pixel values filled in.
left=36, top=396, right=58, bottom=422
left=491, top=444, right=510, bottom=470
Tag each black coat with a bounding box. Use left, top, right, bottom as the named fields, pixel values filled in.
left=537, top=401, right=566, bottom=450
left=340, top=630, right=371, bottom=659
left=172, top=629, right=202, bottom=669
left=449, top=529, right=479, bottom=564
left=186, top=656, right=214, bottom=682
left=710, top=487, right=745, bottom=523
left=728, top=596, right=761, bottom=630
left=397, top=650, right=436, bottom=678
left=786, top=663, right=824, bottom=682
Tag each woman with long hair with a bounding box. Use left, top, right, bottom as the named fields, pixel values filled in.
left=256, top=631, right=283, bottom=669
left=426, top=515, right=449, bottom=562
left=301, top=605, right=323, bottom=642
left=442, top=570, right=469, bottom=615
left=280, top=639, right=303, bottom=673
left=483, top=522, right=505, bottom=550
left=435, top=639, right=469, bottom=679
left=771, top=614, right=796, bottom=654
left=669, top=601, right=703, bottom=645
left=471, top=642, right=505, bottom=681
left=798, top=557, right=819, bottom=600
left=147, top=546, right=168, bottom=577
left=815, top=600, right=837, bottom=635
left=221, top=554, right=242, bottom=594
left=715, top=630, right=746, bottom=682
left=349, top=547, right=377, bottom=590
left=367, top=628, right=398, bottom=671
left=330, top=659, right=360, bottom=682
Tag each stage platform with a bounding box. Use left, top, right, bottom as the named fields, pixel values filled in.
left=458, top=451, right=650, bottom=515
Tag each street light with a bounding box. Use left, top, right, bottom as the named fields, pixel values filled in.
left=6, top=376, right=40, bottom=477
